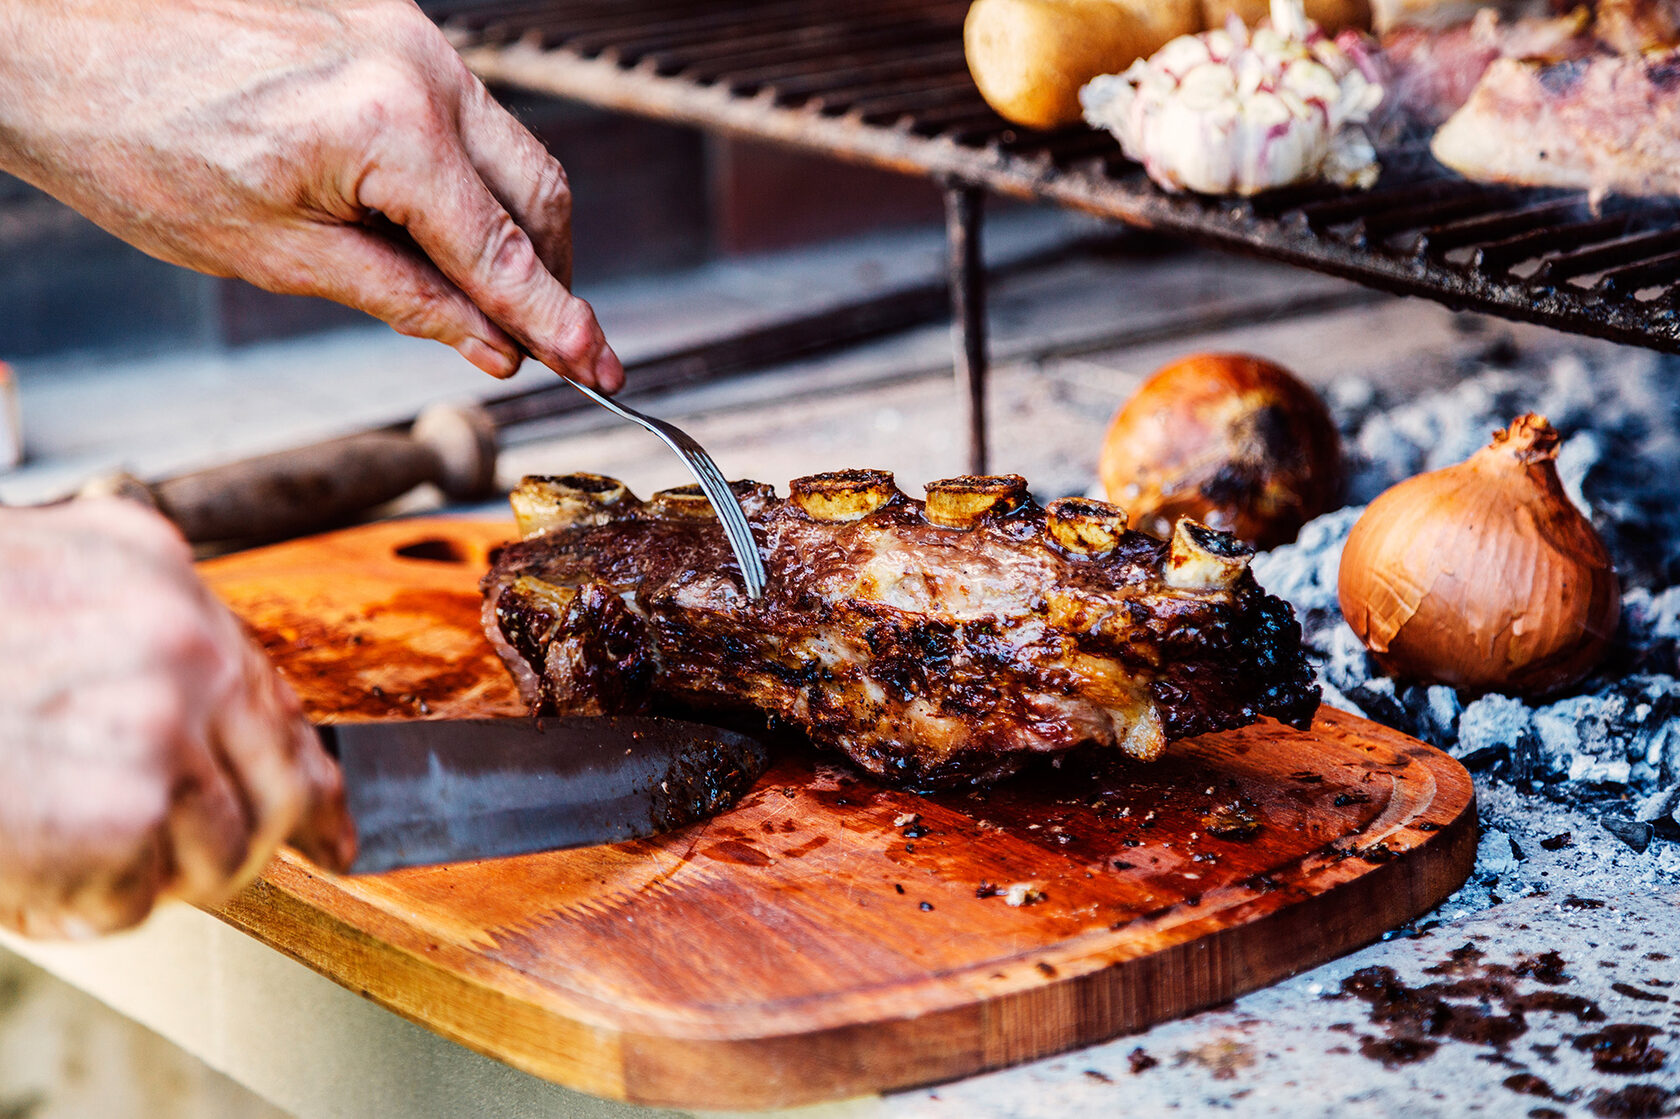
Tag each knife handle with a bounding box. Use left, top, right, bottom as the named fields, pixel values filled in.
left=80, top=402, right=498, bottom=544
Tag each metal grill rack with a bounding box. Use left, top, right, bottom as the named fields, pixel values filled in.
left=426, top=0, right=1680, bottom=470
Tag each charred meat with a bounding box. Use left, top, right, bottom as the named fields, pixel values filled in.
left=481, top=471, right=1320, bottom=788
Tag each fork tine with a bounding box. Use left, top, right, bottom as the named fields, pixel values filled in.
left=677, top=445, right=765, bottom=595
left=562, top=378, right=766, bottom=598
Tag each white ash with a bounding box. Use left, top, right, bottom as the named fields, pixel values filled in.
left=1251, top=344, right=1680, bottom=874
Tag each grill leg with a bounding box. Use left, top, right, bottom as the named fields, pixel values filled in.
left=944, top=183, right=989, bottom=475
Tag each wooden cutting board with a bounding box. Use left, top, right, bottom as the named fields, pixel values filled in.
left=199, top=517, right=1477, bottom=1110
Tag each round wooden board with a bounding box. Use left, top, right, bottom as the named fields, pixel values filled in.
left=200, top=517, right=1477, bottom=1109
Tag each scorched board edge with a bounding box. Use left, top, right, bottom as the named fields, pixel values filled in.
left=198, top=517, right=1477, bottom=1109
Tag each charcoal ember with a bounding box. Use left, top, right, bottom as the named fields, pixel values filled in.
left=1420, top=684, right=1463, bottom=746
left=1533, top=693, right=1638, bottom=786
left=1602, top=815, right=1655, bottom=854
left=1617, top=587, right=1680, bottom=674
left=1345, top=369, right=1536, bottom=504
left=1456, top=695, right=1532, bottom=772
left=1249, top=507, right=1359, bottom=618
left=1321, top=624, right=1380, bottom=696
left=1478, top=827, right=1520, bottom=878
left=1318, top=680, right=1369, bottom=721
left=1635, top=783, right=1680, bottom=826
left=1345, top=676, right=1409, bottom=729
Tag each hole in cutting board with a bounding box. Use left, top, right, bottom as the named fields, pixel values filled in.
left=393, top=537, right=467, bottom=564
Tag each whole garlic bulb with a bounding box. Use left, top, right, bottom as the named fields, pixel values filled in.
left=1080, top=0, right=1384, bottom=195
left=1337, top=414, right=1621, bottom=698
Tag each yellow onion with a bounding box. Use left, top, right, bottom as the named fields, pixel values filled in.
left=1337, top=414, right=1620, bottom=697
left=1099, top=352, right=1342, bottom=549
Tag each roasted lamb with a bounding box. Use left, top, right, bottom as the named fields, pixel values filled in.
left=481, top=471, right=1320, bottom=788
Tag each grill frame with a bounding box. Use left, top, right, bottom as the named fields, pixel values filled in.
left=431, top=0, right=1680, bottom=354
left=426, top=0, right=1680, bottom=472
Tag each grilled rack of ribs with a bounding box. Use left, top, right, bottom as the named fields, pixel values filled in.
left=481, top=470, right=1320, bottom=788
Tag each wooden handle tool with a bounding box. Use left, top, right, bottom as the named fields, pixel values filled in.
left=79, top=402, right=498, bottom=544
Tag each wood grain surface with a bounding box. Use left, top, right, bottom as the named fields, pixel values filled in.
left=198, top=517, right=1478, bottom=1109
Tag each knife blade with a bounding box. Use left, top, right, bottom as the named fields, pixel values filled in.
left=317, top=715, right=768, bottom=874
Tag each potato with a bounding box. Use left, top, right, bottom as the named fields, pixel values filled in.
left=964, top=0, right=1203, bottom=130
left=1201, top=0, right=1372, bottom=33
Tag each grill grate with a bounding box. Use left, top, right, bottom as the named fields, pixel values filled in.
left=426, top=0, right=1680, bottom=354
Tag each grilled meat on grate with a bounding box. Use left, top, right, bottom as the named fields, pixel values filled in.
left=1433, top=48, right=1680, bottom=199
left=481, top=471, right=1320, bottom=788
left=1379, top=9, right=1596, bottom=127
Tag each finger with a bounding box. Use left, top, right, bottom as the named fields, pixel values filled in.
left=14, top=828, right=169, bottom=940
left=0, top=707, right=174, bottom=939
left=49, top=497, right=193, bottom=565
left=60, top=832, right=169, bottom=937
left=2, top=853, right=162, bottom=939
left=358, top=146, right=624, bottom=392
left=455, top=79, right=574, bottom=287
left=161, top=733, right=254, bottom=908
left=205, top=640, right=312, bottom=885
left=254, top=221, right=525, bottom=380
left=284, top=715, right=357, bottom=874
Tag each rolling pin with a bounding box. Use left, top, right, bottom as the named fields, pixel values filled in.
left=78, top=401, right=498, bottom=545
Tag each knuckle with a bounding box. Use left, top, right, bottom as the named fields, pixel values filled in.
left=346, top=61, right=443, bottom=146
left=529, top=161, right=572, bottom=221
left=140, top=612, right=222, bottom=679
left=386, top=285, right=460, bottom=340
left=475, top=216, right=541, bottom=289
left=117, top=685, right=193, bottom=753
left=199, top=824, right=255, bottom=887
left=551, top=307, right=603, bottom=365
left=256, top=768, right=310, bottom=844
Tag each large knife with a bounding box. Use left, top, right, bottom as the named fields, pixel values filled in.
left=317, top=715, right=768, bottom=874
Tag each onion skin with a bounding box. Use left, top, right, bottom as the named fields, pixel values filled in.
left=1099, top=353, right=1343, bottom=549
left=1337, top=414, right=1621, bottom=698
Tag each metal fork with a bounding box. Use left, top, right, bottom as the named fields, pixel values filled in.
left=565, top=379, right=767, bottom=599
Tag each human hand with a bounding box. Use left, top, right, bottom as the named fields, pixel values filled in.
left=0, top=0, right=622, bottom=390
left=0, top=500, right=356, bottom=939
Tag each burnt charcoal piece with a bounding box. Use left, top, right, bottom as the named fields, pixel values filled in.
left=1589, top=1084, right=1674, bottom=1119
left=481, top=471, right=1321, bottom=789
left=1603, top=815, right=1655, bottom=853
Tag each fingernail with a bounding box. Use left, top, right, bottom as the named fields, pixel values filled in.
left=458, top=337, right=518, bottom=379
left=594, top=346, right=625, bottom=393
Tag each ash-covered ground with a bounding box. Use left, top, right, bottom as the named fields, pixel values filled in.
left=1252, top=343, right=1680, bottom=903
